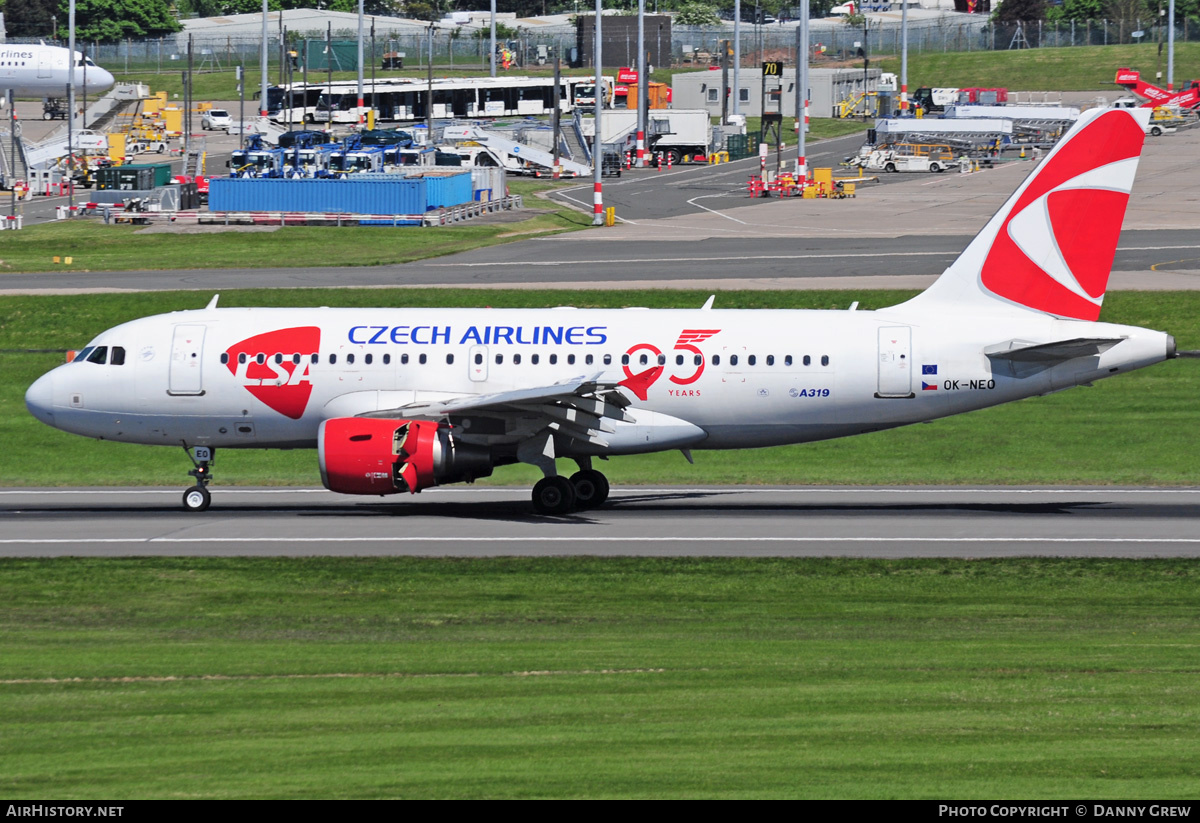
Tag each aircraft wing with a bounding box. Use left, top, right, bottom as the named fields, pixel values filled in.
left=356, top=374, right=636, bottom=448
left=985, top=337, right=1125, bottom=363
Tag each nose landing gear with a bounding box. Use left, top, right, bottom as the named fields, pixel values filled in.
left=182, top=445, right=215, bottom=512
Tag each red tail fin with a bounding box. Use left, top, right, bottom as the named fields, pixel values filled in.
left=904, top=108, right=1149, bottom=321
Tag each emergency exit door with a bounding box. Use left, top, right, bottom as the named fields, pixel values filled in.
left=169, top=324, right=206, bottom=396
left=876, top=326, right=913, bottom=398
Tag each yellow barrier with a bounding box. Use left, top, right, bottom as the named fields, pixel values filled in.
left=708, top=151, right=730, bottom=165
left=604, top=206, right=616, bottom=227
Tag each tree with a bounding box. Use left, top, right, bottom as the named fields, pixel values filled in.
left=2, top=0, right=59, bottom=38
left=58, top=0, right=182, bottom=41
left=994, top=0, right=1047, bottom=21
left=675, top=2, right=721, bottom=25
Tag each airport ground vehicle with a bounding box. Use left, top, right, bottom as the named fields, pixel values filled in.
left=201, top=109, right=232, bottom=131
left=25, top=108, right=1179, bottom=515
left=865, top=143, right=958, bottom=173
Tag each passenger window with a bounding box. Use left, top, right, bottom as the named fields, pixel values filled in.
left=365, top=353, right=373, bottom=365
left=603, top=354, right=611, bottom=365
left=748, top=355, right=756, bottom=366
left=256, top=353, right=265, bottom=364
left=293, top=354, right=301, bottom=365
left=822, top=355, right=830, bottom=366
left=785, top=355, right=793, bottom=366
left=87, top=346, right=108, bottom=364
left=330, top=354, right=337, bottom=364
left=549, top=354, right=558, bottom=365
left=622, top=354, right=630, bottom=365
left=475, top=353, right=483, bottom=365
left=567, top=354, right=575, bottom=365
left=585, top=354, right=593, bottom=365
left=513, top=353, right=522, bottom=365
left=676, top=355, right=684, bottom=366
left=730, top=354, right=739, bottom=366
left=311, top=354, right=319, bottom=364
left=274, top=354, right=283, bottom=364
left=401, top=353, right=409, bottom=365
left=694, top=354, right=702, bottom=366
left=419, top=354, right=427, bottom=365
left=657, top=354, right=666, bottom=366
left=495, top=353, right=503, bottom=364
left=531, top=354, right=539, bottom=365
left=766, top=355, right=774, bottom=366
left=639, top=354, right=647, bottom=366
left=446, top=353, right=454, bottom=365
left=712, top=354, right=720, bottom=366
left=220, top=353, right=229, bottom=365
left=383, top=354, right=391, bottom=365
left=803, top=355, right=811, bottom=366
left=346, top=353, right=355, bottom=364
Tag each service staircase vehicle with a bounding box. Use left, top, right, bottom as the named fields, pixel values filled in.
left=441, top=125, right=591, bottom=177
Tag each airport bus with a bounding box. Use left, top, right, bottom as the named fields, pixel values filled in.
left=263, top=75, right=592, bottom=125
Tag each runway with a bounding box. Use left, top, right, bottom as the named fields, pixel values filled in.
left=4, top=486, right=1200, bottom=558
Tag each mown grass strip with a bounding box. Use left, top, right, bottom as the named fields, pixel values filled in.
left=2, top=557, right=1199, bottom=798
left=1, top=289, right=1197, bottom=488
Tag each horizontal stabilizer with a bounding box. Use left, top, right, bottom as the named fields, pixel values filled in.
left=985, top=337, right=1124, bottom=363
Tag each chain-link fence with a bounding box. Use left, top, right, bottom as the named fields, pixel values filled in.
left=8, top=18, right=1200, bottom=75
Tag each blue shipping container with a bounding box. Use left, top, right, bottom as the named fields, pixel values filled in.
left=209, top=175, right=451, bottom=214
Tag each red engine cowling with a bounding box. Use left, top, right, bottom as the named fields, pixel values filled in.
left=318, top=417, right=492, bottom=496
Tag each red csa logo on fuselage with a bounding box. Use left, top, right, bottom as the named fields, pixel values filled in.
left=224, top=327, right=320, bottom=419
left=619, top=329, right=720, bottom=401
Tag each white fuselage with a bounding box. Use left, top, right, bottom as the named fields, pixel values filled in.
left=0, top=44, right=115, bottom=99
left=25, top=305, right=1173, bottom=455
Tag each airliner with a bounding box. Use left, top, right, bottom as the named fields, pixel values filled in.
left=25, top=107, right=1181, bottom=514
left=0, top=43, right=114, bottom=100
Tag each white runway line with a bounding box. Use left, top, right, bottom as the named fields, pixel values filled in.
left=5, top=537, right=1200, bottom=546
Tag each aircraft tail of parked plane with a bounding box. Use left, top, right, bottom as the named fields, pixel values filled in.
left=25, top=106, right=1180, bottom=514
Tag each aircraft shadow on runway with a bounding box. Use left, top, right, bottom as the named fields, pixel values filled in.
left=9, top=495, right=1200, bottom=523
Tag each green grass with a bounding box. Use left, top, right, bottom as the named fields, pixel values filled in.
left=3, top=557, right=1200, bottom=798
left=877, top=42, right=1200, bottom=92
left=3, top=289, right=1197, bottom=488
left=0, top=180, right=586, bottom=274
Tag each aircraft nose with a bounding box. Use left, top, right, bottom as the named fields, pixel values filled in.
left=25, top=372, right=56, bottom=426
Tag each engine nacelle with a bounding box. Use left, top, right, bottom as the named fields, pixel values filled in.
left=318, top=417, right=493, bottom=496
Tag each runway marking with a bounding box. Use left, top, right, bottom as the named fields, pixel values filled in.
left=429, top=250, right=957, bottom=267
left=0, top=667, right=668, bottom=686
left=5, top=537, right=1200, bottom=545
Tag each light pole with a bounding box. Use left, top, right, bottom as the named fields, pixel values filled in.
left=592, top=0, right=604, bottom=226
left=260, top=0, right=269, bottom=119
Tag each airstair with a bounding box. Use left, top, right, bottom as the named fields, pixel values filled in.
left=441, top=125, right=592, bottom=176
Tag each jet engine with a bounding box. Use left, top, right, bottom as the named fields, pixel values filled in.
left=318, top=418, right=493, bottom=496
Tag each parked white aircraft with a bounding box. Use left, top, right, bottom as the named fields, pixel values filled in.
left=0, top=43, right=114, bottom=99
left=25, top=107, right=1179, bottom=514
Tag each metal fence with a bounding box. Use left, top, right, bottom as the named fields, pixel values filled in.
left=9, top=18, right=1200, bottom=75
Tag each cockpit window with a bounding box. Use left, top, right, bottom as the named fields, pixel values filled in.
left=75, top=346, right=95, bottom=363
left=86, top=346, right=108, bottom=364
left=110, top=346, right=126, bottom=366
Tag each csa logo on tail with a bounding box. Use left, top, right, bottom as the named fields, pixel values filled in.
left=224, top=327, right=320, bottom=419
left=980, top=110, right=1144, bottom=321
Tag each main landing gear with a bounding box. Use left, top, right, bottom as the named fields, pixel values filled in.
left=182, top=445, right=214, bottom=512
left=531, top=460, right=610, bottom=516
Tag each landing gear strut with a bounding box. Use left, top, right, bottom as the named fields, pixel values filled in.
left=182, top=445, right=215, bottom=512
